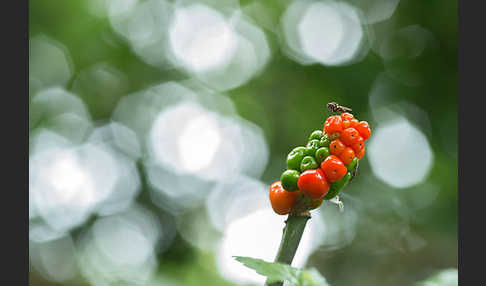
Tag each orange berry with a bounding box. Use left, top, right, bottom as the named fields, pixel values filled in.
left=269, top=181, right=299, bottom=215
left=339, top=147, right=355, bottom=165
left=320, top=155, right=348, bottom=182
left=351, top=136, right=364, bottom=154
left=340, top=127, right=361, bottom=146
left=357, top=147, right=366, bottom=160
left=342, top=119, right=352, bottom=129
left=329, top=139, right=346, bottom=156
left=341, top=112, right=354, bottom=121
left=355, top=121, right=371, bottom=140
left=323, top=116, right=343, bottom=135
left=297, top=169, right=330, bottom=200
left=350, top=119, right=359, bottom=128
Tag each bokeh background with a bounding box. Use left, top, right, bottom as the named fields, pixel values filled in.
left=29, top=0, right=457, bottom=285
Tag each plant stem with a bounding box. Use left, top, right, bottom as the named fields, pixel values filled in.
left=265, top=212, right=311, bottom=286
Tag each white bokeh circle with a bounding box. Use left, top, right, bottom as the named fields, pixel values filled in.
left=368, top=116, right=434, bottom=188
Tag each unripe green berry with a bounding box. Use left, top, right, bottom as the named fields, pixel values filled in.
left=300, top=156, right=318, bottom=172
left=287, top=146, right=306, bottom=171
left=319, top=134, right=330, bottom=147
left=315, top=147, right=331, bottom=164
left=280, top=170, right=300, bottom=192
left=305, top=139, right=320, bottom=156
left=309, top=130, right=323, bottom=141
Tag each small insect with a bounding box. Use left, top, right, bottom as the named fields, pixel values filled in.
left=327, top=102, right=352, bottom=114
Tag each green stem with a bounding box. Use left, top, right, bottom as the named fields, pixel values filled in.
left=265, top=212, right=311, bottom=286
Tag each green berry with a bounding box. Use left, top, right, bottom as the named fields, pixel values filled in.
left=287, top=147, right=306, bottom=171
left=305, top=139, right=320, bottom=156
left=280, top=170, right=300, bottom=192
left=319, top=134, right=330, bottom=147
left=309, top=130, right=323, bottom=141
left=300, top=156, right=318, bottom=172
left=315, top=147, right=331, bottom=164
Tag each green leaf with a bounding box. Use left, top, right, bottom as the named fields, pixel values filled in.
left=298, top=268, right=330, bottom=286
left=233, top=256, right=302, bottom=284
left=415, top=269, right=458, bottom=286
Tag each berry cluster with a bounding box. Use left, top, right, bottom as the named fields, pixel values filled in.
left=269, top=112, right=371, bottom=215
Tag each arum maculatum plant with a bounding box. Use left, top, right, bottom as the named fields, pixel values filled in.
left=234, top=103, right=372, bottom=286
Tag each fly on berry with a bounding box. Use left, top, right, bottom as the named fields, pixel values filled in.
left=327, top=102, right=352, bottom=114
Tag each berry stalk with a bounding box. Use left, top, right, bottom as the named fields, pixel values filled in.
left=265, top=212, right=310, bottom=286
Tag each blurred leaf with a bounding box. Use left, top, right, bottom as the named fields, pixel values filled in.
left=234, top=257, right=330, bottom=286
left=415, top=269, right=458, bottom=286
left=233, top=256, right=301, bottom=284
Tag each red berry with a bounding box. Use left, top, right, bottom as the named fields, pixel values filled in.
left=355, top=121, right=371, bottom=140
left=350, top=119, right=359, bottom=128
left=269, top=181, right=299, bottom=215
left=297, top=169, right=330, bottom=200
left=351, top=136, right=364, bottom=154
left=321, top=155, right=348, bottom=182
left=340, top=127, right=361, bottom=146
left=341, top=112, right=354, bottom=121
left=329, top=139, right=346, bottom=156
left=339, top=147, right=355, bottom=165
left=324, top=116, right=343, bottom=135
left=342, top=119, right=352, bottom=129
